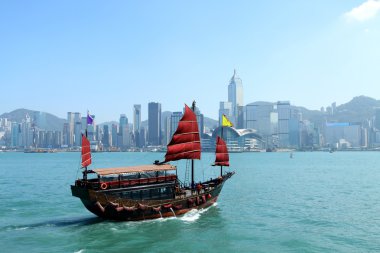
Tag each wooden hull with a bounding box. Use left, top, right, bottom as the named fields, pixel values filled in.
left=71, top=174, right=233, bottom=221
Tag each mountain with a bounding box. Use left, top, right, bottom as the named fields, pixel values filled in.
left=204, top=116, right=218, bottom=130
left=334, top=96, right=380, bottom=122
left=0, top=109, right=66, bottom=131
left=292, top=96, right=380, bottom=125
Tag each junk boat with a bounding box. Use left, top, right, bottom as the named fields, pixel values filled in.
left=71, top=102, right=234, bottom=221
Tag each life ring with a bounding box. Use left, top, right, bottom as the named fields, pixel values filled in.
left=100, top=182, right=108, bottom=190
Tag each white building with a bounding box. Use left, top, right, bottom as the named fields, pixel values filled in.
left=133, top=104, right=141, bottom=133
left=228, top=69, right=244, bottom=125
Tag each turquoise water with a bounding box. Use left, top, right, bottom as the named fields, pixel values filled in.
left=1, top=151, right=380, bottom=252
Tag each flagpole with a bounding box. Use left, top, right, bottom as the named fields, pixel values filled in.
left=221, top=124, right=223, bottom=177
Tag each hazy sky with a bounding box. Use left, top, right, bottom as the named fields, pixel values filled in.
left=1, top=0, right=380, bottom=122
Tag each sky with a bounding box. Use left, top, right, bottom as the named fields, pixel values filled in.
left=1, top=0, right=380, bottom=123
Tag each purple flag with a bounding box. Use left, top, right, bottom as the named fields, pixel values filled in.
left=87, top=112, right=94, bottom=125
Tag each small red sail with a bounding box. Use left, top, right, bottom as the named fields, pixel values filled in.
left=81, top=134, right=92, bottom=167
left=214, top=136, right=229, bottom=166
left=164, top=104, right=201, bottom=162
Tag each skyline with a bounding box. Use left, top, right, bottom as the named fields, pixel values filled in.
left=1, top=1, right=380, bottom=122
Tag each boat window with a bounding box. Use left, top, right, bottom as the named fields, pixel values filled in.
left=140, top=173, right=149, bottom=179
left=101, top=175, right=118, bottom=182
left=131, top=191, right=140, bottom=200
left=121, top=173, right=139, bottom=180
left=159, top=187, right=173, bottom=198
left=120, top=191, right=131, bottom=198
left=150, top=188, right=161, bottom=199
left=141, top=172, right=156, bottom=178
left=141, top=190, right=150, bottom=199
left=87, top=174, right=98, bottom=180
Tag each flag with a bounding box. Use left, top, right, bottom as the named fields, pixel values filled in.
left=222, top=114, right=233, bottom=127
left=87, top=111, right=94, bottom=125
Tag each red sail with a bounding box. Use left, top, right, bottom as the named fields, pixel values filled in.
left=81, top=134, right=92, bottom=167
left=164, top=104, right=201, bottom=162
left=214, top=136, right=229, bottom=166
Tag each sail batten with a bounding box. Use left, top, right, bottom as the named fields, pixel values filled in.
left=213, top=136, right=229, bottom=166
left=81, top=134, right=92, bottom=167
left=164, top=104, right=201, bottom=162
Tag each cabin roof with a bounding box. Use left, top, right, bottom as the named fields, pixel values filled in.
left=93, top=164, right=176, bottom=176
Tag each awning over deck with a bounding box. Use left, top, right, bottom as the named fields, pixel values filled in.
left=93, top=164, right=176, bottom=176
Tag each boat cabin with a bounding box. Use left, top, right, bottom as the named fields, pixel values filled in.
left=76, top=164, right=178, bottom=200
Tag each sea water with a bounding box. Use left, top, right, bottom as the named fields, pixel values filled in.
left=1, top=151, right=380, bottom=252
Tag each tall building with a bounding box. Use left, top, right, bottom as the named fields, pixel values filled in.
left=73, top=112, right=82, bottom=147
left=375, top=108, right=380, bottom=130
left=62, top=123, right=69, bottom=147
left=277, top=101, right=291, bottom=147
left=119, top=114, right=129, bottom=148
left=236, top=106, right=245, bottom=129
left=133, top=104, right=141, bottom=133
left=228, top=69, right=244, bottom=125
left=67, top=112, right=75, bottom=146
left=139, top=127, right=146, bottom=148
left=246, top=103, right=275, bottom=135
left=74, top=122, right=82, bottom=146
left=33, top=111, right=47, bottom=129
left=11, top=122, right=19, bottom=147
left=102, top=125, right=110, bottom=148
left=164, top=115, right=171, bottom=145
left=289, top=109, right=302, bottom=148
left=148, top=102, right=161, bottom=146
left=170, top=111, right=183, bottom=139
left=324, top=122, right=362, bottom=148
left=111, top=124, right=118, bottom=147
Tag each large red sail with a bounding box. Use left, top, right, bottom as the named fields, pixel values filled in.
left=164, top=104, right=201, bottom=162
left=214, top=136, right=229, bottom=166
left=81, top=134, right=92, bottom=167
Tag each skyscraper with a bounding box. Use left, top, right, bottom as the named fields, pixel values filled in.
left=277, top=101, right=291, bottom=147
left=111, top=124, right=118, bottom=147
left=73, top=112, right=81, bottom=147
left=133, top=104, right=141, bottom=133
left=375, top=108, right=380, bottom=130
left=119, top=114, right=129, bottom=148
left=102, top=125, right=110, bottom=148
left=67, top=112, right=75, bottom=146
left=148, top=102, right=161, bottom=146
left=170, top=111, right=183, bottom=139
left=228, top=69, right=244, bottom=125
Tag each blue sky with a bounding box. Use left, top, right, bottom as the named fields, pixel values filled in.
left=1, top=0, right=380, bottom=122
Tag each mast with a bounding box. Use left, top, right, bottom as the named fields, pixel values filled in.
left=83, top=111, right=93, bottom=180
left=163, top=102, right=201, bottom=187
left=84, top=117, right=88, bottom=181
left=220, top=125, right=223, bottom=177
left=213, top=116, right=230, bottom=172
left=191, top=101, right=196, bottom=189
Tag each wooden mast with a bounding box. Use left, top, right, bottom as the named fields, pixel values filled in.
left=220, top=125, right=223, bottom=177
left=191, top=101, right=196, bottom=189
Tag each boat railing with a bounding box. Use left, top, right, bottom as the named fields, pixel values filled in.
left=78, top=174, right=178, bottom=190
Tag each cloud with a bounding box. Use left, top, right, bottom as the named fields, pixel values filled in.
left=345, top=0, right=380, bottom=22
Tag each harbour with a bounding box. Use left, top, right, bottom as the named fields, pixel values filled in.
left=1, top=151, right=380, bottom=252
